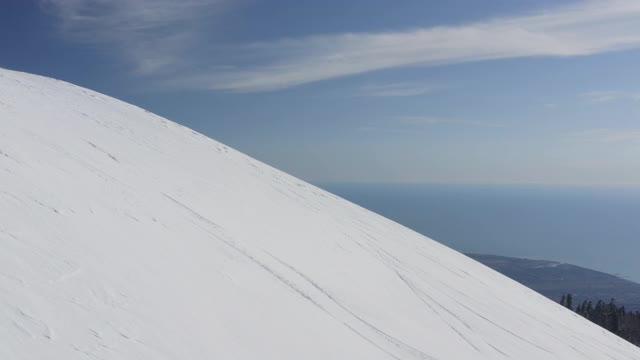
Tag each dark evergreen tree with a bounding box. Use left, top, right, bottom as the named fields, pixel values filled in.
left=558, top=293, right=640, bottom=347
left=566, top=293, right=573, bottom=311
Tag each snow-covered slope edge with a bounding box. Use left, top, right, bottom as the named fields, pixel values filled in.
left=0, top=68, right=637, bottom=360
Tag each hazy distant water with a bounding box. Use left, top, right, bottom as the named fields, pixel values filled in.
left=320, top=183, right=640, bottom=282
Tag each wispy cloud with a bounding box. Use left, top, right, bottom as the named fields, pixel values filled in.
left=43, top=0, right=640, bottom=92
left=581, top=91, right=640, bottom=103
left=356, top=83, right=433, bottom=97
left=173, top=0, right=640, bottom=92
left=394, top=116, right=503, bottom=128
left=41, top=0, right=229, bottom=75
left=571, top=128, right=640, bottom=142
left=358, top=116, right=502, bottom=133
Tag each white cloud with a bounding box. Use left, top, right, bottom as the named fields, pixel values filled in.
left=173, top=0, right=640, bottom=92
left=41, top=0, right=228, bottom=74
left=393, top=116, right=503, bottom=128
left=357, top=83, right=433, bottom=97
left=358, top=116, right=502, bottom=133
left=43, top=0, right=640, bottom=92
left=581, top=91, right=640, bottom=103
left=571, top=128, right=640, bottom=142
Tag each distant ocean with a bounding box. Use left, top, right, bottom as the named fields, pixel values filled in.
left=319, top=183, right=640, bottom=283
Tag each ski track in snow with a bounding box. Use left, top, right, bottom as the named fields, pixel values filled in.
left=1, top=68, right=640, bottom=359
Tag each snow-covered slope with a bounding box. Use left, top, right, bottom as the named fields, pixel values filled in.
left=0, top=68, right=638, bottom=360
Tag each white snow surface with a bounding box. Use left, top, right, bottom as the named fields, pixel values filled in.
left=0, top=68, right=638, bottom=360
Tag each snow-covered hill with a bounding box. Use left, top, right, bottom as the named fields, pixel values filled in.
left=0, top=68, right=638, bottom=360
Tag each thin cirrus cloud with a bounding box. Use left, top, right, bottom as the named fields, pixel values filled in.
left=581, top=91, right=640, bottom=103
left=393, top=115, right=504, bottom=128
left=44, top=0, right=640, bottom=93
left=358, top=116, right=503, bottom=133
left=571, top=128, right=640, bottom=142
left=172, top=0, right=640, bottom=92
left=41, top=0, right=229, bottom=75
left=356, top=83, right=433, bottom=97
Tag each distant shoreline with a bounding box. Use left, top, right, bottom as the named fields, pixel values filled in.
left=321, top=182, right=640, bottom=282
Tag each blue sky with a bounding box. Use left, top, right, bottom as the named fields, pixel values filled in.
left=2, top=0, right=640, bottom=185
